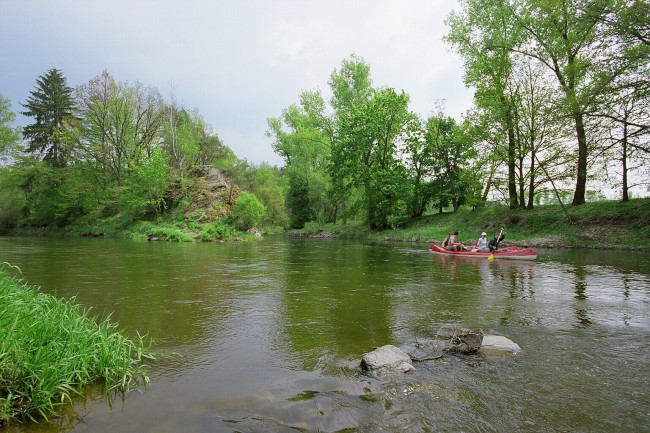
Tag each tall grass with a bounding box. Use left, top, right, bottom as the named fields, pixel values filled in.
left=0, top=266, right=153, bottom=424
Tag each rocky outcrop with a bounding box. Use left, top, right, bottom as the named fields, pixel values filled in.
left=184, top=166, right=239, bottom=222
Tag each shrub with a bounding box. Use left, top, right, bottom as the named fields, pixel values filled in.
left=232, top=192, right=265, bottom=231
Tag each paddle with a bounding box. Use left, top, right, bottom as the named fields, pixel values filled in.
left=487, top=228, right=504, bottom=261
left=495, top=227, right=504, bottom=247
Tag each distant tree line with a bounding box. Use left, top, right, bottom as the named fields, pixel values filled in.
left=0, top=0, right=647, bottom=232
left=0, top=69, right=286, bottom=230
left=268, top=0, right=648, bottom=229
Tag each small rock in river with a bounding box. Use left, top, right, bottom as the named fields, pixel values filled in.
left=480, top=335, right=522, bottom=353
left=360, top=345, right=415, bottom=377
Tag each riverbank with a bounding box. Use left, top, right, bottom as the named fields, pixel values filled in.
left=3, top=199, right=649, bottom=251
left=0, top=266, right=153, bottom=425
left=292, top=198, right=650, bottom=251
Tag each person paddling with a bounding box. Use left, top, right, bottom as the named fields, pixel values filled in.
left=488, top=229, right=506, bottom=252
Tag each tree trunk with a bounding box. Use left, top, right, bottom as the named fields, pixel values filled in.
left=571, top=113, right=588, bottom=205
left=527, top=147, right=536, bottom=209
left=506, top=108, right=519, bottom=209
left=622, top=120, right=629, bottom=202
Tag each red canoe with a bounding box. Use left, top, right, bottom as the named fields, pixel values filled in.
left=429, top=244, right=538, bottom=260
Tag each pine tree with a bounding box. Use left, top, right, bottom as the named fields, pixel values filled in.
left=21, top=68, right=76, bottom=167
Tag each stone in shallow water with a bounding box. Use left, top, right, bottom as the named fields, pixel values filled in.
left=360, top=345, right=415, bottom=376
left=480, top=335, right=521, bottom=353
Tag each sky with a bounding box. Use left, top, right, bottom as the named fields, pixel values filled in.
left=0, top=0, right=474, bottom=167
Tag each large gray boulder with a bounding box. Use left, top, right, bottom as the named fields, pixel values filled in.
left=360, top=345, right=415, bottom=377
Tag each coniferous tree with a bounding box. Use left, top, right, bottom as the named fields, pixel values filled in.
left=22, top=68, right=76, bottom=167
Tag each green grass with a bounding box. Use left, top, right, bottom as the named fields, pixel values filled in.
left=310, top=198, right=650, bottom=250
left=0, top=266, right=153, bottom=425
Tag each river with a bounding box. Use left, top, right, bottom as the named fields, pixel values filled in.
left=1, top=236, right=649, bottom=432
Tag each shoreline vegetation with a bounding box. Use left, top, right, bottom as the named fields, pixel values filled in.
left=0, top=266, right=153, bottom=425
left=288, top=198, right=650, bottom=251
left=3, top=198, right=650, bottom=251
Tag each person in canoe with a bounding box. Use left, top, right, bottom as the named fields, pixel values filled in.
left=441, top=232, right=452, bottom=248
left=474, top=232, right=489, bottom=252
left=488, top=229, right=506, bottom=252
left=447, top=231, right=466, bottom=251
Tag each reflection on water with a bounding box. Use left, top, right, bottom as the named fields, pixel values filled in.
left=1, top=237, right=649, bottom=432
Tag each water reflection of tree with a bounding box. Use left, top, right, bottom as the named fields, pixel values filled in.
left=277, top=240, right=395, bottom=369
left=572, top=263, right=593, bottom=327
left=482, top=260, right=537, bottom=326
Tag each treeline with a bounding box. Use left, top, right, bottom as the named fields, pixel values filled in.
left=0, top=0, right=648, bottom=234
left=0, top=70, right=286, bottom=233
left=269, top=0, right=649, bottom=229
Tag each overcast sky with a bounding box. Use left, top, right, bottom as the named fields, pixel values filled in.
left=1, top=0, right=474, bottom=166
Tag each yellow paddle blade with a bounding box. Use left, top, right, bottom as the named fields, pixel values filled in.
left=488, top=254, right=494, bottom=261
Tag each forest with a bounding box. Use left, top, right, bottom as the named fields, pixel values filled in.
left=0, top=0, right=648, bottom=238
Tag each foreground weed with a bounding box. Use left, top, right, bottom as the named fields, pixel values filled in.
left=0, top=268, right=154, bottom=425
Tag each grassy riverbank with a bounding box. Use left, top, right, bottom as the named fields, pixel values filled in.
left=303, top=198, right=650, bottom=251
left=0, top=266, right=153, bottom=425
left=4, top=199, right=649, bottom=250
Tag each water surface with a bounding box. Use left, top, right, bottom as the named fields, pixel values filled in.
left=1, top=236, right=649, bottom=432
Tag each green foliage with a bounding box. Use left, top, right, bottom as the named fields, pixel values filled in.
left=232, top=192, right=265, bottom=231
left=195, top=218, right=237, bottom=241
left=120, top=148, right=170, bottom=220
left=0, top=93, right=21, bottom=163
left=249, top=165, right=288, bottom=228
left=132, top=221, right=193, bottom=242
left=0, top=267, right=153, bottom=423
left=331, top=87, right=416, bottom=229
left=21, top=68, right=76, bottom=167
left=267, top=89, right=332, bottom=227
left=0, top=168, right=25, bottom=229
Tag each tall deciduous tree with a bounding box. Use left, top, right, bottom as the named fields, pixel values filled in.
left=446, top=0, right=523, bottom=208
left=331, top=88, right=414, bottom=229
left=21, top=68, right=76, bottom=167
left=0, top=93, right=21, bottom=163
left=75, top=71, right=163, bottom=188
left=425, top=114, right=479, bottom=212
left=267, top=90, right=332, bottom=228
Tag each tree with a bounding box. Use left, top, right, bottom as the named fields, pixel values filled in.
left=509, top=0, right=619, bottom=205
left=267, top=90, right=332, bottom=228
left=21, top=68, right=76, bottom=167
left=331, top=88, right=414, bottom=229
left=446, top=0, right=523, bottom=208
left=75, top=71, right=163, bottom=188
left=0, top=93, right=21, bottom=163
left=327, top=54, right=374, bottom=223
left=425, top=114, right=479, bottom=212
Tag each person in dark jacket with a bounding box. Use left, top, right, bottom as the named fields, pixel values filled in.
left=488, top=230, right=506, bottom=252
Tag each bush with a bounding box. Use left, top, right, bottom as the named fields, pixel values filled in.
left=195, top=219, right=237, bottom=241
left=232, top=192, right=265, bottom=231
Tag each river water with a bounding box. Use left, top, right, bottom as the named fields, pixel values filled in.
left=1, top=236, right=649, bottom=433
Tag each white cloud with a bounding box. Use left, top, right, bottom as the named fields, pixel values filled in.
left=0, top=0, right=473, bottom=166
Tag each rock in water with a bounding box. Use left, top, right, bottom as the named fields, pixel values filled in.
left=480, top=335, right=521, bottom=353
left=360, top=345, right=415, bottom=377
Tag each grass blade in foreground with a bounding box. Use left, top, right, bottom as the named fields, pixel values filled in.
left=0, top=266, right=154, bottom=425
